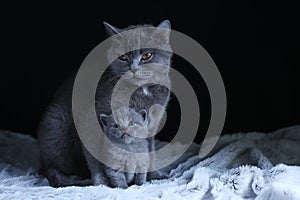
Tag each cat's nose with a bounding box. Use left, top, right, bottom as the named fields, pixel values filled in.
left=131, top=69, right=138, bottom=74
left=121, top=132, right=130, bottom=137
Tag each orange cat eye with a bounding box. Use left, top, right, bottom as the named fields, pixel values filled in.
left=118, top=55, right=128, bottom=61
left=141, top=52, right=152, bottom=61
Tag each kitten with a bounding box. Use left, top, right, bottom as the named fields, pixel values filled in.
left=37, top=20, right=172, bottom=187
left=84, top=107, right=150, bottom=188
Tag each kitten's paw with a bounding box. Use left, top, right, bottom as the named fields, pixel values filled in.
left=113, top=182, right=128, bottom=189
left=134, top=180, right=145, bottom=186
left=118, top=184, right=128, bottom=189
left=134, top=173, right=147, bottom=186
left=108, top=177, right=128, bottom=189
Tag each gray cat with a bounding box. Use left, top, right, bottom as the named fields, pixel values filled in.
left=37, top=20, right=172, bottom=187
left=84, top=107, right=150, bottom=188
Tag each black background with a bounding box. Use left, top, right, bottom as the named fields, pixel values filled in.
left=1, top=1, right=299, bottom=142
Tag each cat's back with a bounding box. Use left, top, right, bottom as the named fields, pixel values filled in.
left=37, top=74, right=88, bottom=175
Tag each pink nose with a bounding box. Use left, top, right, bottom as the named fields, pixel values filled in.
left=122, top=132, right=130, bottom=137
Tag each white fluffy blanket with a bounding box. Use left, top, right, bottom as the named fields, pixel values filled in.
left=1, top=126, right=300, bottom=200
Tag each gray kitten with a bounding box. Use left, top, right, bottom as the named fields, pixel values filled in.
left=84, top=107, right=150, bottom=188
left=37, top=20, right=172, bottom=187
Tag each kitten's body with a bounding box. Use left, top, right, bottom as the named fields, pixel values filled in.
left=37, top=20, right=172, bottom=187
left=84, top=107, right=150, bottom=188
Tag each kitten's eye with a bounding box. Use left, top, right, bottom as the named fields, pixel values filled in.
left=118, top=55, right=128, bottom=61
left=141, top=52, right=152, bottom=61
left=113, top=124, right=119, bottom=128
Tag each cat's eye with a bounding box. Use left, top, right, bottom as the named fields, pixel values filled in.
left=141, top=53, right=152, bottom=61
left=118, top=55, right=128, bottom=61
left=113, top=124, right=119, bottom=128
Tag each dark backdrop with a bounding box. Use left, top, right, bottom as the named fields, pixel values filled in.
left=1, top=1, right=299, bottom=142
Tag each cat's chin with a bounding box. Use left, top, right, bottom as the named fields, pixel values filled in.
left=122, top=77, right=150, bottom=87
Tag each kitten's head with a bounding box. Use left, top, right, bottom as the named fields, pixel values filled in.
left=103, top=20, right=172, bottom=86
left=100, top=107, right=148, bottom=144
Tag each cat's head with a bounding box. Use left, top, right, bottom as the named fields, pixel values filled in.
left=103, top=20, right=172, bottom=85
left=99, top=107, right=148, bottom=144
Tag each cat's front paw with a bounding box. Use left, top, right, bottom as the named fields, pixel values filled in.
left=92, top=173, right=107, bottom=186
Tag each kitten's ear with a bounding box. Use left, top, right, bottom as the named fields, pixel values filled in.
left=151, top=20, right=171, bottom=43
left=139, top=109, right=148, bottom=122
left=103, top=22, right=122, bottom=36
left=99, top=114, right=109, bottom=126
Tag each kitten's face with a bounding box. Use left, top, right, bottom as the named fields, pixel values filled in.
left=100, top=107, right=148, bottom=144
left=104, top=20, right=172, bottom=86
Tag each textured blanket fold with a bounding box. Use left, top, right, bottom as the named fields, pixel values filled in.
left=0, top=126, right=300, bottom=199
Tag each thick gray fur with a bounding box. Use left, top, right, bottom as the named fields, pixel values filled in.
left=84, top=107, right=150, bottom=188
left=37, top=20, right=172, bottom=187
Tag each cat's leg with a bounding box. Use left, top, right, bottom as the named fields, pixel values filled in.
left=147, top=105, right=168, bottom=180
left=147, top=136, right=162, bottom=179
left=106, top=168, right=128, bottom=189
left=147, top=139, right=168, bottom=180
left=82, top=147, right=107, bottom=186
left=43, top=168, right=92, bottom=187
left=147, top=141, right=166, bottom=180
left=134, top=173, right=147, bottom=186
left=37, top=103, right=91, bottom=187
left=125, top=172, right=135, bottom=185
left=43, top=168, right=70, bottom=187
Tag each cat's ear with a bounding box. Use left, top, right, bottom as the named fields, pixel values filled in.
left=99, top=114, right=109, bottom=126
left=151, top=20, right=171, bottom=43
left=103, top=22, right=122, bottom=37
left=157, top=20, right=171, bottom=30
left=139, top=109, right=148, bottom=123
